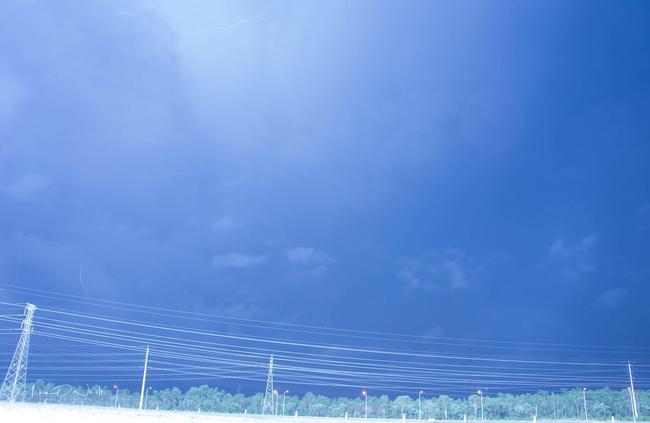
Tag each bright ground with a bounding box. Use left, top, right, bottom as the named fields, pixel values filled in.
left=0, top=403, right=643, bottom=423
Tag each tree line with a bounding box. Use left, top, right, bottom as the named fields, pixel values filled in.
left=18, top=380, right=647, bottom=420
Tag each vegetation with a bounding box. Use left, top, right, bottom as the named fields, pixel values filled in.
left=17, top=381, right=648, bottom=420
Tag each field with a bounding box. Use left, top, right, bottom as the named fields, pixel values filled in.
left=0, top=403, right=643, bottom=423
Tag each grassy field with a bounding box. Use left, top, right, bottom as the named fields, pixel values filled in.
left=0, top=403, right=645, bottom=423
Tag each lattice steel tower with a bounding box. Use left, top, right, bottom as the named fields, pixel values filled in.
left=0, top=303, right=37, bottom=402
left=262, top=355, right=274, bottom=414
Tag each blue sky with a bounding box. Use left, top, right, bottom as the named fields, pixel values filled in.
left=1, top=0, right=650, bottom=380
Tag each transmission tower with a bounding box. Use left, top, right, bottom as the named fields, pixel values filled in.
left=0, top=303, right=37, bottom=402
left=262, top=355, right=274, bottom=414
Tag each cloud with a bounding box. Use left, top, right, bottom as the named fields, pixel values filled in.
left=635, top=204, right=650, bottom=236
left=285, top=246, right=335, bottom=277
left=549, top=236, right=597, bottom=259
left=212, top=252, right=267, bottom=269
left=0, top=69, right=25, bottom=126
left=593, top=287, right=627, bottom=309
left=286, top=246, right=332, bottom=264
left=421, top=325, right=445, bottom=338
left=397, top=249, right=509, bottom=292
left=212, top=216, right=240, bottom=231
left=548, top=235, right=597, bottom=280
left=1, top=173, right=49, bottom=200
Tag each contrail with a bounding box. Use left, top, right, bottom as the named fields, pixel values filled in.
left=221, top=15, right=261, bottom=29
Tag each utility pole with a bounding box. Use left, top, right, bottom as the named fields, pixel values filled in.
left=478, top=390, right=484, bottom=421
left=0, top=303, right=37, bottom=402
left=283, top=390, right=289, bottom=416
left=262, top=355, right=274, bottom=415
left=362, top=390, right=368, bottom=418
left=582, top=388, right=588, bottom=422
left=628, top=362, right=639, bottom=420
left=139, top=345, right=150, bottom=410
left=419, top=391, right=423, bottom=420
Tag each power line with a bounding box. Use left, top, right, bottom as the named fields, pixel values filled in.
left=2, top=284, right=649, bottom=353
left=1, top=299, right=649, bottom=397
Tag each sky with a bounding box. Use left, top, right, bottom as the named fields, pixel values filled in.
left=1, top=0, right=650, bottom=393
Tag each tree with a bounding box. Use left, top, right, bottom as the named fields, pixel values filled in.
left=439, top=395, right=451, bottom=419
left=393, top=395, right=413, bottom=418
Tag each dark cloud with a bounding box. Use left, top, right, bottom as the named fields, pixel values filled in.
left=0, top=0, right=649, bottom=362
left=0, top=0, right=215, bottom=306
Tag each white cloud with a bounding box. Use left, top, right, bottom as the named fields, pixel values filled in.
left=593, top=287, right=627, bottom=309
left=1, top=173, right=49, bottom=200
left=286, top=246, right=332, bottom=264
left=549, top=236, right=596, bottom=260
left=548, top=235, right=597, bottom=279
left=285, top=246, right=335, bottom=277
left=212, top=252, right=266, bottom=268
left=397, top=249, right=509, bottom=292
